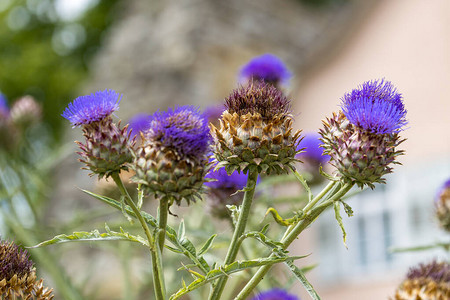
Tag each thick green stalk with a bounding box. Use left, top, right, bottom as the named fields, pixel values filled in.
left=235, top=182, right=354, bottom=300
left=158, top=197, right=169, bottom=253
left=111, top=173, right=166, bottom=300
left=208, top=171, right=259, bottom=300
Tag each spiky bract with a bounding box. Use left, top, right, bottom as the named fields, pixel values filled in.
left=436, top=179, right=450, bottom=232
left=239, top=54, right=292, bottom=86
left=77, top=117, right=134, bottom=178
left=341, top=79, right=407, bottom=135
left=250, top=288, right=299, bottom=300
left=133, top=106, right=212, bottom=205
left=393, top=261, right=450, bottom=300
left=0, top=240, right=54, bottom=299
left=211, top=82, right=301, bottom=175
left=62, top=89, right=120, bottom=127
left=320, top=112, right=404, bottom=188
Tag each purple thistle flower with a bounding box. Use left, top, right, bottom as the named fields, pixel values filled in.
left=341, top=79, right=407, bottom=135
left=128, top=113, right=152, bottom=137
left=0, top=92, right=9, bottom=116
left=250, top=288, right=299, bottom=300
left=296, top=132, right=329, bottom=164
left=62, top=89, right=121, bottom=127
left=239, top=54, right=292, bottom=86
left=406, top=260, right=450, bottom=283
left=147, top=106, right=211, bottom=160
left=205, top=167, right=248, bottom=190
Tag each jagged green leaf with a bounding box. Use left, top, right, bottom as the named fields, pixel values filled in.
left=170, top=255, right=308, bottom=299
left=341, top=201, right=354, bottom=217
left=334, top=201, right=347, bottom=249
left=198, top=234, right=217, bottom=256
left=285, top=260, right=321, bottom=300
left=82, top=189, right=209, bottom=273
left=260, top=223, right=270, bottom=235
left=29, top=227, right=148, bottom=248
left=291, top=169, right=313, bottom=201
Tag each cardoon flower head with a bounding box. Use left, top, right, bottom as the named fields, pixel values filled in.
left=239, top=54, right=292, bottom=87
left=205, top=167, right=249, bottom=219
left=393, top=260, right=450, bottom=300
left=250, top=288, right=299, bottom=300
left=320, top=79, right=407, bottom=188
left=435, top=179, right=450, bottom=232
left=133, top=106, right=212, bottom=205
left=211, top=81, right=302, bottom=175
left=62, top=89, right=120, bottom=127
left=62, top=90, right=133, bottom=178
left=0, top=240, right=54, bottom=299
left=128, top=113, right=152, bottom=138
left=341, top=79, right=407, bottom=134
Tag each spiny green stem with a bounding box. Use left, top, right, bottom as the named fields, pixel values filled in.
left=208, top=171, right=259, bottom=300
left=235, top=182, right=354, bottom=300
left=111, top=173, right=166, bottom=300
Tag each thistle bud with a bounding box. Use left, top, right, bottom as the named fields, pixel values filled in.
left=205, top=167, right=250, bottom=219
left=393, top=261, right=450, bottom=300
left=211, top=82, right=302, bottom=175
left=10, top=95, right=42, bottom=127
left=62, top=90, right=134, bottom=178
left=239, top=54, right=292, bottom=88
left=0, top=240, right=54, bottom=299
left=133, top=106, right=212, bottom=205
left=250, top=288, right=299, bottom=300
left=320, top=80, right=407, bottom=188
left=435, top=179, right=450, bottom=232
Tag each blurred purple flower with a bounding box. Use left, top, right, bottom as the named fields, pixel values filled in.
left=250, top=288, right=299, bottom=300
left=0, top=92, right=9, bottom=117
left=296, top=132, right=329, bottom=164
left=239, top=54, right=292, bottom=86
left=128, top=113, right=152, bottom=137
left=205, top=167, right=248, bottom=190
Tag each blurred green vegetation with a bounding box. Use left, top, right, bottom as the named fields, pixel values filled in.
left=0, top=0, right=120, bottom=139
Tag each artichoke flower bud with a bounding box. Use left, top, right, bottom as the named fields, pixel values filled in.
left=320, top=80, right=407, bottom=188
left=393, top=261, right=450, bottom=300
left=205, top=167, right=253, bottom=219
left=239, top=54, right=292, bottom=88
left=10, top=95, right=42, bottom=127
left=0, top=240, right=54, bottom=299
left=132, top=106, right=212, bottom=206
left=211, top=82, right=302, bottom=175
left=435, top=179, right=450, bottom=232
left=62, top=90, right=134, bottom=178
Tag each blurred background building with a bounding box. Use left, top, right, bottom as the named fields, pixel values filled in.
left=0, top=0, right=449, bottom=299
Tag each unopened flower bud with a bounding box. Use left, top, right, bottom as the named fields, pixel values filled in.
left=211, top=82, right=302, bottom=175
left=320, top=80, right=407, bottom=188
left=239, top=54, right=292, bottom=88
left=10, top=95, right=42, bottom=127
